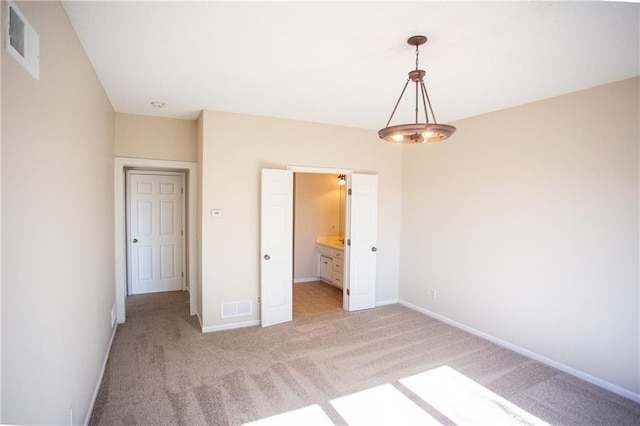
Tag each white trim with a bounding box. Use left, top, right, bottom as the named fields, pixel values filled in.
left=399, top=299, right=640, bottom=404
left=286, top=165, right=353, bottom=175
left=293, top=277, right=320, bottom=284
left=84, top=323, right=118, bottom=426
left=114, top=157, right=198, bottom=323
left=202, top=320, right=261, bottom=333
left=375, top=298, right=399, bottom=307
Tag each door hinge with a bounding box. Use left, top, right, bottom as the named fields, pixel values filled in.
left=348, top=188, right=352, bottom=195
left=346, top=289, right=350, bottom=296
left=181, top=187, right=184, bottom=194
left=181, top=272, right=184, bottom=278
left=181, top=230, right=184, bottom=236
left=347, top=239, right=351, bottom=246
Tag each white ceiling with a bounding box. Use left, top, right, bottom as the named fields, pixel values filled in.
left=62, top=1, right=639, bottom=130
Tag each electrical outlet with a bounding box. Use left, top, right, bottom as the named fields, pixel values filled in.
left=428, top=288, right=437, bottom=299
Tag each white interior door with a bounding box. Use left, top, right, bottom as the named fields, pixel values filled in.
left=260, top=169, right=294, bottom=327
left=128, top=172, right=184, bottom=295
left=346, top=174, right=378, bottom=311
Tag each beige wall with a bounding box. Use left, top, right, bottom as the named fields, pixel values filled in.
left=400, top=77, right=639, bottom=396
left=199, top=110, right=402, bottom=328
left=1, top=2, right=115, bottom=424
left=294, top=173, right=342, bottom=281
left=115, top=112, right=197, bottom=162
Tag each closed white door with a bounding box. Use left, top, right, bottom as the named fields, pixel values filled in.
left=346, top=174, right=378, bottom=311
left=128, top=173, right=184, bottom=295
left=260, top=168, right=293, bottom=327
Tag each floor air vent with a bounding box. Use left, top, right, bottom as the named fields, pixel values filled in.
left=221, top=300, right=252, bottom=318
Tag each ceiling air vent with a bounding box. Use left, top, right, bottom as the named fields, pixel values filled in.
left=5, top=1, right=39, bottom=80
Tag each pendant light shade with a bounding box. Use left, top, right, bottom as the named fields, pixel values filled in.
left=378, top=35, right=456, bottom=144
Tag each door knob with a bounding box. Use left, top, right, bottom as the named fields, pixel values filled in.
left=371, top=247, right=377, bottom=252
left=264, top=254, right=270, bottom=260
left=133, top=238, right=138, bottom=243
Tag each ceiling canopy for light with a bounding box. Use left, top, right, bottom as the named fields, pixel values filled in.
left=378, top=35, right=456, bottom=144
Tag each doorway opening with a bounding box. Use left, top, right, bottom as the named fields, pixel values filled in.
left=292, top=172, right=346, bottom=319
left=114, top=157, right=197, bottom=324
left=260, top=166, right=378, bottom=328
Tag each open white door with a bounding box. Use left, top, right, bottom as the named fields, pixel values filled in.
left=260, top=169, right=294, bottom=327
left=346, top=174, right=378, bottom=311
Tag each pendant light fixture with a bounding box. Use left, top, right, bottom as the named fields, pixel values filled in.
left=378, top=35, right=456, bottom=144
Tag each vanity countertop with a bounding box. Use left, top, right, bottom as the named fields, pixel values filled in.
left=316, top=237, right=344, bottom=251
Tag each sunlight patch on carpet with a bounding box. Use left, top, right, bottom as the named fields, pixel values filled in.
left=400, top=366, right=551, bottom=426
left=243, top=404, right=334, bottom=426
left=330, top=384, right=442, bottom=425
left=244, top=366, right=551, bottom=425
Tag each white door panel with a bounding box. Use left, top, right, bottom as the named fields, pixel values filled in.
left=136, top=246, right=153, bottom=280
left=128, top=173, right=184, bottom=295
left=347, top=174, right=378, bottom=311
left=260, top=169, right=293, bottom=327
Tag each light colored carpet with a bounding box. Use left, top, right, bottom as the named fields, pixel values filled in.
left=90, top=291, right=640, bottom=425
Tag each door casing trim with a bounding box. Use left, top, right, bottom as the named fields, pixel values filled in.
left=114, top=157, right=198, bottom=323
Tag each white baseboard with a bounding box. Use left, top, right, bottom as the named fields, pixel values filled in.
left=376, top=298, right=399, bottom=307
left=202, top=319, right=261, bottom=333
left=293, top=277, right=319, bottom=283
left=399, top=299, right=640, bottom=404
left=84, top=323, right=118, bottom=426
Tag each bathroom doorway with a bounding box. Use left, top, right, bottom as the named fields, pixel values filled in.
left=292, top=173, right=346, bottom=318
left=260, top=167, right=378, bottom=327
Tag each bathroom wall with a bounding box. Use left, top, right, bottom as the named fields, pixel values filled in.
left=293, top=173, right=342, bottom=281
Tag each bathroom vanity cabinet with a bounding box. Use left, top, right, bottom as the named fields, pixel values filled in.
left=317, top=239, right=344, bottom=289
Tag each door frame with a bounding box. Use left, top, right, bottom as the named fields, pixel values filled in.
left=125, top=170, right=186, bottom=296
left=114, top=157, right=197, bottom=323
left=287, top=165, right=354, bottom=311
